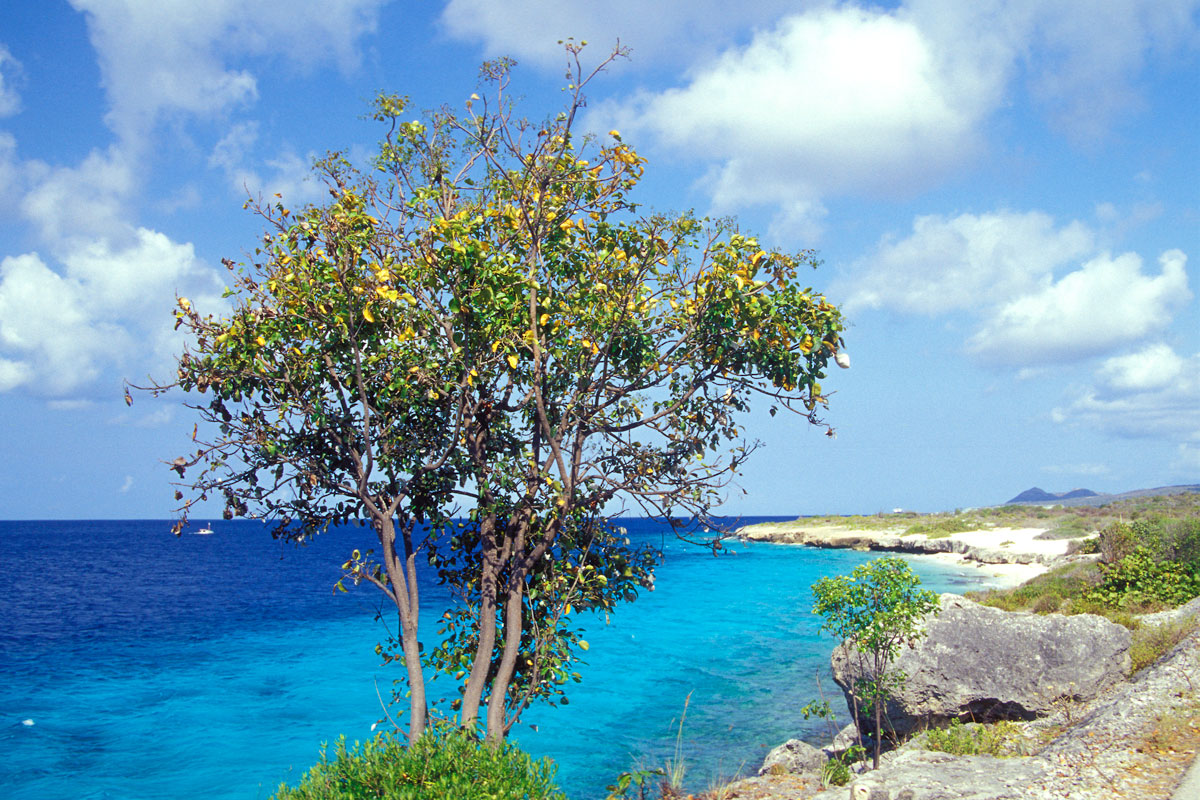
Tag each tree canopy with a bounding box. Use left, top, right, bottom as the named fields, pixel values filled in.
left=146, top=44, right=847, bottom=743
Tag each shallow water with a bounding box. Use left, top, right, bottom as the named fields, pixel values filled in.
left=0, top=519, right=994, bottom=799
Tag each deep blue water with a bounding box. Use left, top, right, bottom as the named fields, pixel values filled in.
left=0, top=519, right=999, bottom=799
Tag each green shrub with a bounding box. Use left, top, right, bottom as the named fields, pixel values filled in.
left=272, top=727, right=566, bottom=800
left=1163, top=517, right=1200, bottom=570
left=1130, top=616, right=1199, bottom=673
left=970, top=562, right=1099, bottom=614
left=1085, top=547, right=1200, bottom=609
left=1097, top=521, right=1140, bottom=564
left=923, top=719, right=1023, bottom=757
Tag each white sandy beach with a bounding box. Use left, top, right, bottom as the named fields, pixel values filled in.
left=738, top=521, right=1085, bottom=591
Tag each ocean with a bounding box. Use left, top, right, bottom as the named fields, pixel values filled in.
left=0, top=518, right=1000, bottom=799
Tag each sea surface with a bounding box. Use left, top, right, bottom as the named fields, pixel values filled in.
left=0, top=518, right=1003, bottom=799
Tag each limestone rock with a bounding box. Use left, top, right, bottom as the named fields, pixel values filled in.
left=757, top=737, right=827, bottom=776
left=808, top=750, right=1050, bottom=800
left=831, top=594, right=1131, bottom=736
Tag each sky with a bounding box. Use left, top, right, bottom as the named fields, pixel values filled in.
left=0, top=0, right=1196, bottom=520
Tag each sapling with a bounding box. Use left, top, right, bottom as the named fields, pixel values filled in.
left=812, top=557, right=938, bottom=769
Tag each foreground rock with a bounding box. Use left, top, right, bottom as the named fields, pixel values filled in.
left=757, top=739, right=827, bottom=776
left=832, top=595, right=1131, bottom=737
left=721, top=601, right=1200, bottom=800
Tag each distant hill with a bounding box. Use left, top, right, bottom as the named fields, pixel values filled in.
left=1007, top=487, right=1099, bottom=504
left=1004, top=484, right=1200, bottom=508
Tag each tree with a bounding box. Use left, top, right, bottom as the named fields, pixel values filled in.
left=143, top=44, right=847, bottom=744
left=811, top=557, right=938, bottom=769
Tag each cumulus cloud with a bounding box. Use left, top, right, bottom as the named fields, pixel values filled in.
left=440, top=0, right=797, bottom=68
left=1093, top=342, right=1187, bottom=394
left=0, top=232, right=224, bottom=396
left=69, top=0, right=386, bottom=145
left=599, top=6, right=1001, bottom=238
left=0, top=1, right=387, bottom=399
left=20, top=147, right=134, bottom=244
left=532, top=0, right=1200, bottom=235
left=842, top=210, right=1192, bottom=368
left=843, top=211, right=1094, bottom=315
left=968, top=249, right=1190, bottom=365
left=0, top=44, right=22, bottom=117
left=1053, top=343, right=1200, bottom=443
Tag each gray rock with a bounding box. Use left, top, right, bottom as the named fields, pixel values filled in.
left=758, top=737, right=827, bottom=776
left=807, top=750, right=1050, bottom=800
left=831, top=594, right=1130, bottom=736
left=827, top=722, right=861, bottom=756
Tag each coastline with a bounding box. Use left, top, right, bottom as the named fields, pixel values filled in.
left=736, top=520, right=1088, bottom=589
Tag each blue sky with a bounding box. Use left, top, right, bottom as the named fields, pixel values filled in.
left=0, top=0, right=1196, bottom=519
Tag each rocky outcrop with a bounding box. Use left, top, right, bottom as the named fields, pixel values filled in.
left=801, top=623, right=1200, bottom=800
left=831, top=595, right=1131, bottom=736
left=757, top=738, right=827, bottom=776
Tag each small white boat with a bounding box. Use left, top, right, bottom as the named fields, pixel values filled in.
left=194, top=526, right=214, bottom=535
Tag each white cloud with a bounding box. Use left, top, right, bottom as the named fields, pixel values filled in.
left=209, top=122, right=321, bottom=205
left=968, top=249, right=1190, bottom=365
left=0, top=44, right=22, bottom=117
left=600, top=6, right=1001, bottom=238
left=440, top=0, right=797, bottom=68
left=0, top=231, right=224, bottom=397
left=20, top=147, right=133, bottom=244
left=0, top=356, right=31, bottom=391
left=843, top=210, right=1193, bottom=368
left=557, top=0, right=1200, bottom=234
left=119, top=475, right=134, bottom=493
left=1094, top=342, right=1186, bottom=394
left=69, top=0, right=386, bottom=145
left=1052, top=344, right=1200, bottom=443
left=843, top=211, right=1094, bottom=315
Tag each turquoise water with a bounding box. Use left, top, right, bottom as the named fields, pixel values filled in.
left=0, top=519, right=996, bottom=799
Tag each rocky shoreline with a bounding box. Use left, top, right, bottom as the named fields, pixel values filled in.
left=736, top=520, right=1089, bottom=583
left=718, top=523, right=1200, bottom=799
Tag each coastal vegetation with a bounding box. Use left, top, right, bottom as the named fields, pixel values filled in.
left=812, top=557, right=939, bottom=770
left=142, top=40, right=845, bottom=787
left=271, top=727, right=565, bottom=800
left=779, top=488, right=1200, bottom=540
left=971, top=493, right=1200, bottom=627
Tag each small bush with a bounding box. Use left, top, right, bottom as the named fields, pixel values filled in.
left=1130, top=617, right=1199, bottom=673
left=970, top=562, right=1100, bottom=614
left=1098, top=522, right=1140, bottom=564
left=1085, top=547, right=1200, bottom=609
left=923, top=719, right=1023, bottom=757
left=272, top=727, right=566, bottom=800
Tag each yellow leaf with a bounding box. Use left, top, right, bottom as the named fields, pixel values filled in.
left=579, top=640, right=590, bottom=651
left=507, top=354, right=519, bottom=369
left=255, top=336, right=266, bottom=347
left=363, top=307, right=375, bottom=323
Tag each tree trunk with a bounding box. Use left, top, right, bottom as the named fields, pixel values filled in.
left=378, top=514, right=427, bottom=743
left=460, top=510, right=499, bottom=729
left=873, top=693, right=882, bottom=770
left=485, top=512, right=530, bottom=741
